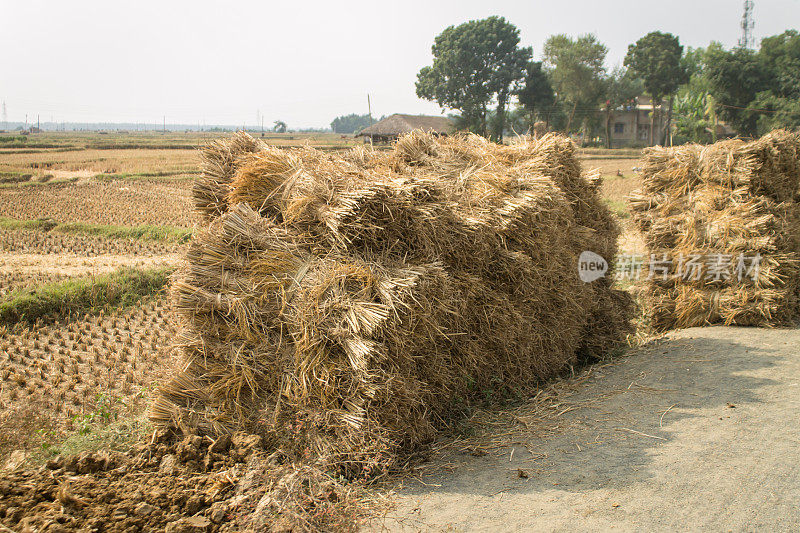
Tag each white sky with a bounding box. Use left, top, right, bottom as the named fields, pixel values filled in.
left=1, top=0, right=798, bottom=128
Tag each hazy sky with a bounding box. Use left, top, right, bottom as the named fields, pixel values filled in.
left=2, top=0, right=798, bottom=128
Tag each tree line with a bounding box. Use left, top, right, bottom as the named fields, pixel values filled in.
left=414, top=17, right=800, bottom=146
left=330, top=114, right=381, bottom=134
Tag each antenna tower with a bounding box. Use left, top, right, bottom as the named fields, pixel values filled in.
left=739, top=1, right=755, bottom=49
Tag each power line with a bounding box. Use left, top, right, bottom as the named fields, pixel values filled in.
left=717, top=102, right=800, bottom=116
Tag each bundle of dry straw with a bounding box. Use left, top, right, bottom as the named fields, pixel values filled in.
left=630, top=130, right=800, bottom=330
left=152, top=131, right=632, bottom=476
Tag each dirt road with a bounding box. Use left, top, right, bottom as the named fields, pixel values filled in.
left=376, top=327, right=800, bottom=532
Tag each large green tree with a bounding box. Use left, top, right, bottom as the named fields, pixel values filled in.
left=704, top=45, right=766, bottom=136
left=416, top=16, right=531, bottom=141
left=624, top=31, right=687, bottom=145
left=674, top=91, right=717, bottom=144
left=749, top=30, right=800, bottom=134
left=515, top=61, right=556, bottom=131
left=759, top=30, right=800, bottom=99
left=702, top=31, right=800, bottom=137
left=750, top=91, right=800, bottom=134
left=542, top=34, right=607, bottom=137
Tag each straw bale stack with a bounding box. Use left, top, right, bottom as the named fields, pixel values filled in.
left=152, top=131, right=632, bottom=475
left=630, top=130, right=800, bottom=330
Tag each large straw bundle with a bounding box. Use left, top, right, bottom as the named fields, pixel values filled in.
left=152, top=131, right=632, bottom=475
left=630, top=130, right=800, bottom=330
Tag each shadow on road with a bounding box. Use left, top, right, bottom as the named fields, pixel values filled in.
left=375, top=326, right=798, bottom=532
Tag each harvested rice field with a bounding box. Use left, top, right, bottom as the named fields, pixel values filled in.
left=0, top=131, right=797, bottom=532
left=0, top=298, right=177, bottom=457
left=0, top=229, right=181, bottom=256
left=0, top=227, right=183, bottom=297
left=0, top=179, right=195, bottom=227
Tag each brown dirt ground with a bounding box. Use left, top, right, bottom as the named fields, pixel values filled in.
left=0, top=430, right=370, bottom=532
left=372, top=326, right=800, bottom=532
left=0, top=431, right=266, bottom=532
left=580, top=157, right=641, bottom=181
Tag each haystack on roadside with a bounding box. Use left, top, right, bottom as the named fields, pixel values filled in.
left=630, top=130, right=800, bottom=330
left=152, top=131, right=632, bottom=476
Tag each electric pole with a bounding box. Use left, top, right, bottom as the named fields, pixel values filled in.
left=739, top=0, right=755, bottom=49
left=1, top=101, right=6, bottom=130
left=367, top=94, right=374, bottom=147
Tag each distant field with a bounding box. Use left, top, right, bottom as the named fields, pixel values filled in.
left=0, top=130, right=643, bottom=174
left=0, top=130, right=647, bottom=241
left=0, top=130, right=646, bottom=233
left=0, top=131, right=367, bottom=178
left=0, top=130, right=361, bottom=150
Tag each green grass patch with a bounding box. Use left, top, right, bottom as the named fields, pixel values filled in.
left=42, top=408, right=152, bottom=462
left=0, top=176, right=77, bottom=188
left=604, top=198, right=631, bottom=219
left=88, top=142, right=198, bottom=150
left=0, top=171, right=34, bottom=182
left=54, top=221, right=192, bottom=242
left=0, top=174, right=33, bottom=184
left=0, top=216, right=192, bottom=242
left=578, top=147, right=643, bottom=157
left=0, top=267, right=172, bottom=326
left=94, top=170, right=199, bottom=182
left=0, top=147, right=83, bottom=155
left=0, top=217, right=58, bottom=231
left=0, top=172, right=54, bottom=184
left=19, top=389, right=155, bottom=467
left=0, top=143, right=63, bottom=149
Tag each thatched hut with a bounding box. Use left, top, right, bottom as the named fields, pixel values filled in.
left=357, top=114, right=454, bottom=143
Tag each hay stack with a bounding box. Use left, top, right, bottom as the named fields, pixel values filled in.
left=630, top=130, right=800, bottom=330
left=152, top=131, right=632, bottom=475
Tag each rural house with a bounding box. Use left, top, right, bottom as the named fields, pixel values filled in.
left=605, top=95, right=736, bottom=148
left=357, top=114, right=454, bottom=143
left=606, top=95, right=668, bottom=148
